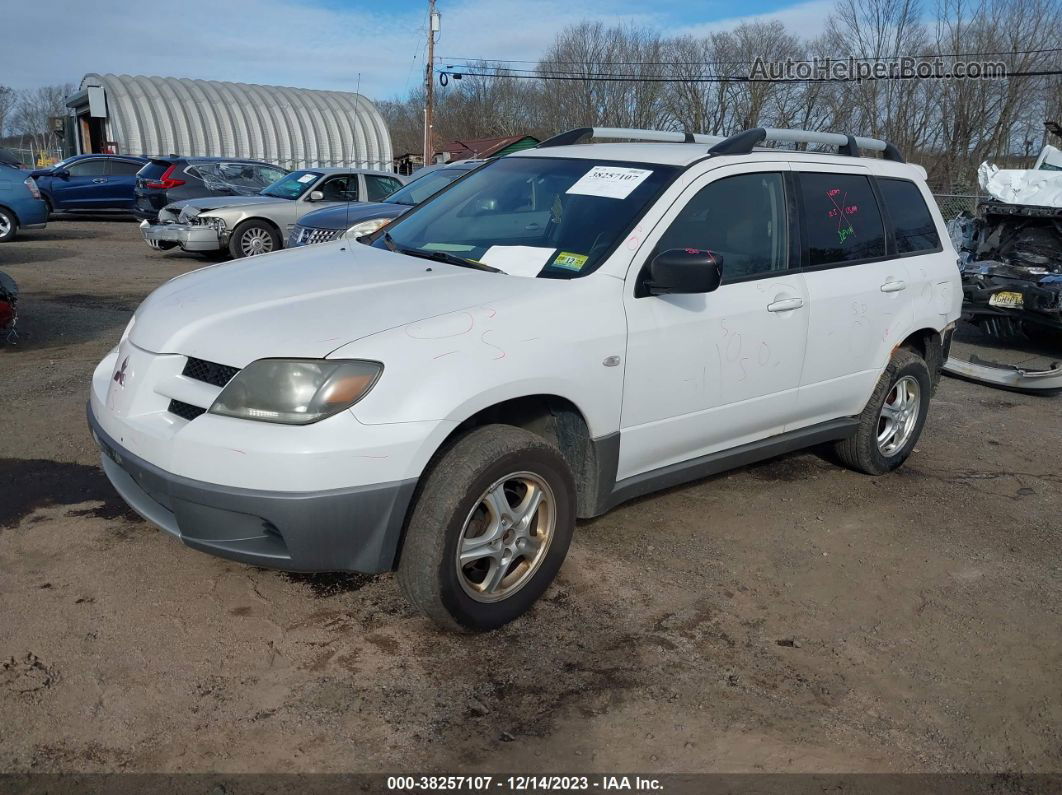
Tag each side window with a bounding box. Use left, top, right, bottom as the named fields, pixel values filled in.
left=653, top=172, right=788, bottom=282
left=109, top=160, right=143, bottom=177
left=66, top=159, right=108, bottom=177
left=797, top=172, right=885, bottom=267
left=877, top=178, right=941, bottom=254
left=365, top=175, right=403, bottom=202
left=317, top=175, right=358, bottom=201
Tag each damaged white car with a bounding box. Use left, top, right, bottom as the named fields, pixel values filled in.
left=140, top=168, right=407, bottom=259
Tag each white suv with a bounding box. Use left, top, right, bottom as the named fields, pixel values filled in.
left=89, top=127, right=961, bottom=631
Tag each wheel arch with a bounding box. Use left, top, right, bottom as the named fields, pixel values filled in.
left=421, top=393, right=614, bottom=520
left=897, top=326, right=945, bottom=389
left=0, top=203, right=20, bottom=234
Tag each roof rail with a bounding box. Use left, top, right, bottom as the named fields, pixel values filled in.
left=538, top=127, right=725, bottom=148
left=708, top=127, right=905, bottom=163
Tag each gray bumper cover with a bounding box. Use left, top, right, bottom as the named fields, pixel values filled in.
left=140, top=219, right=223, bottom=251
left=87, top=404, right=417, bottom=573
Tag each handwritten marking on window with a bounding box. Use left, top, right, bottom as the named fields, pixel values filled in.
left=826, top=189, right=858, bottom=244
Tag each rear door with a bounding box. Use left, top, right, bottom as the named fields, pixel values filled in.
left=364, top=174, right=404, bottom=202
left=791, top=167, right=912, bottom=427
left=102, top=158, right=142, bottom=208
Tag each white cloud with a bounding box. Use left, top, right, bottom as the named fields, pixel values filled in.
left=676, top=0, right=835, bottom=41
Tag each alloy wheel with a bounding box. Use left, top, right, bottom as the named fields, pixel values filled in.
left=877, top=375, right=921, bottom=456
left=240, top=227, right=274, bottom=256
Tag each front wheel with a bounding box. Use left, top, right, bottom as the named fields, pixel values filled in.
left=397, top=425, right=576, bottom=632
left=0, top=208, right=17, bottom=243
left=228, top=220, right=280, bottom=258
left=835, top=348, right=932, bottom=475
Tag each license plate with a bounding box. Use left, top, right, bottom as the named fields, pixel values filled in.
left=989, top=290, right=1023, bottom=309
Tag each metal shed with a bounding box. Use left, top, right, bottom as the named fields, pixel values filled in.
left=65, top=73, right=393, bottom=171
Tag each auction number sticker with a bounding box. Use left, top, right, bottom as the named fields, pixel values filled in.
left=566, top=166, right=653, bottom=200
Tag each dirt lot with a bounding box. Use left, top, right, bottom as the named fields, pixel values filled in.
left=1, top=217, right=1060, bottom=775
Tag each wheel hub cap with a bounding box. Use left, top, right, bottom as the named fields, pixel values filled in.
left=877, top=375, right=921, bottom=456
left=456, top=472, right=555, bottom=603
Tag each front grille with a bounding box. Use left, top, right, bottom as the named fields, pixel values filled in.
left=291, top=225, right=343, bottom=246
left=168, top=399, right=206, bottom=421
left=182, top=356, right=239, bottom=388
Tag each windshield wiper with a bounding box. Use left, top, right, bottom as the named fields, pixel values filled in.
left=396, top=246, right=501, bottom=273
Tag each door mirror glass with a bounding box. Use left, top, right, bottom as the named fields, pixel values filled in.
left=54, top=168, right=69, bottom=179
left=647, top=249, right=723, bottom=295
left=307, top=190, right=324, bottom=202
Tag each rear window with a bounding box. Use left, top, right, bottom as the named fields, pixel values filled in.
left=877, top=177, right=941, bottom=254
left=137, top=160, right=173, bottom=180
left=798, top=172, right=886, bottom=267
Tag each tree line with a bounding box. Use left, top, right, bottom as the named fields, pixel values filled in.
left=379, top=0, right=1062, bottom=190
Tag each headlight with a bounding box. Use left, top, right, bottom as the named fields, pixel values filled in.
left=209, top=359, right=382, bottom=425
left=343, top=217, right=390, bottom=240
left=197, top=215, right=226, bottom=232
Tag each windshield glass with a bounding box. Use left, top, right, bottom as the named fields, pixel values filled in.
left=386, top=167, right=472, bottom=206
left=371, top=157, right=677, bottom=278
left=260, top=170, right=322, bottom=200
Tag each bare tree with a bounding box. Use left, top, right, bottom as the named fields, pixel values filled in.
left=11, top=83, right=73, bottom=155
left=0, top=86, right=15, bottom=138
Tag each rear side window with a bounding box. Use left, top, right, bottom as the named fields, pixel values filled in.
left=110, top=160, right=143, bottom=176
left=137, top=160, right=173, bottom=180
left=365, top=174, right=404, bottom=202
left=877, top=178, right=941, bottom=254
left=798, top=172, right=885, bottom=267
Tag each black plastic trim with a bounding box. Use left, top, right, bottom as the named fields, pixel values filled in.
left=537, top=128, right=594, bottom=148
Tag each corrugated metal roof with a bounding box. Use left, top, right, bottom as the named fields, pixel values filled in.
left=79, top=74, right=393, bottom=171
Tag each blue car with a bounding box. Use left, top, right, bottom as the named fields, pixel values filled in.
left=30, top=154, right=149, bottom=213
left=0, top=164, right=48, bottom=242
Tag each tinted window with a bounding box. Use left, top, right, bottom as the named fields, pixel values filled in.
left=317, top=175, right=358, bottom=201
left=365, top=175, right=404, bottom=202
left=877, top=177, right=940, bottom=254
left=110, top=160, right=143, bottom=176
left=654, top=172, right=788, bottom=282
left=798, top=172, right=885, bottom=266
left=137, top=160, right=172, bottom=180
left=66, top=159, right=108, bottom=177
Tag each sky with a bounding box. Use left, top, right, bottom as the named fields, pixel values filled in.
left=0, top=0, right=833, bottom=100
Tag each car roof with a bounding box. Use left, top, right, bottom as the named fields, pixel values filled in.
left=512, top=142, right=927, bottom=178
left=298, top=167, right=404, bottom=176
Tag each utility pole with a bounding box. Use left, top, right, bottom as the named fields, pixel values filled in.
left=423, top=0, right=439, bottom=169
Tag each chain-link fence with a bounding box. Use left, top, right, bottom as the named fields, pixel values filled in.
left=3, top=146, right=64, bottom=169
left=932, top=193, right=983, bottom=220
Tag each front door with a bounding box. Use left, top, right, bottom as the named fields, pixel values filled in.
left=53, top=158, right=109, bottom=208
left=618, top=163, right=810, bottom=482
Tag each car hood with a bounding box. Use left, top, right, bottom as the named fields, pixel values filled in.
left=164, top=195, right=283, bottom=214
left=129, top=243, right=536, bottom=364
left=300, top=201, right=407, bottom=230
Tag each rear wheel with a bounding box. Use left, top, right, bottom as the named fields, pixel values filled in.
left=228, top=220, right=280, bottom=258
left=397, top=425, right=576, bottom=632
left=0, top=208, right=17, bottom=243
left=835, top=348, right=931, bottom=475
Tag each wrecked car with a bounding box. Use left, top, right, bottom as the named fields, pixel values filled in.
left=133, top=157, right=290, bottom=222
left=0, top=270, right=19, bottom=343
left=140, top=167, right=408, bottom=259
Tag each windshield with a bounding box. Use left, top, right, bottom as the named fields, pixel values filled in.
left=370, top=157, right=677, bottom=278
left=260, top=170, right=322, bottom=200
left=386, top=167, right=473, bottom=206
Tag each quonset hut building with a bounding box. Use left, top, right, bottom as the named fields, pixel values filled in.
left=64, top=73, right=393, bottom=171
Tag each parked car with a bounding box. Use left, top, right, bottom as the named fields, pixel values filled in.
left=90, top=126, right=961, bottom=632
left=0, top=270, right=18, bottom=343
left=133, top=157, right=290, bottom=221
left=30, top=154, right=148, bottom=213
left=0, top=148, right=27, bottom=169
left=140, top=168, right=407, bottom=259
left=0, top=163, right=48, bottom=242
left=288, top=161, right=484, bottom=247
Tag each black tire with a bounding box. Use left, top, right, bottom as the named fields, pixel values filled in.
left=835, top=348, right=932, bottom=475
left=0, top=208, right=17, bottom=243
left=397, top=424, right=577, bottom=632
left=42, top=195, right=53, bottom=216
left=227, top=220, right=280, bottom=259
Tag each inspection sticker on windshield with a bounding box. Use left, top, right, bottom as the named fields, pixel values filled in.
left=566, top=166, right=653, bottom=200
left=297, top=174, right=316, bottom=183
left=552, top=251, right=587, bottom=271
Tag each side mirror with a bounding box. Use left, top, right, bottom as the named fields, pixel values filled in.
left=646, top=248, right=723, bottom=295
left=308, top=190, right=324, bottom=202
left=54, top=168, right=69, bottom=179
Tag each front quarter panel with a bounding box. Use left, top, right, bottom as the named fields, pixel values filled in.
left=334, top=276, right=627, bottom=442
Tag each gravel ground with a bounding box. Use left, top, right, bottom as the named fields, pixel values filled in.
left=1, top=217, right=1060, bottom=775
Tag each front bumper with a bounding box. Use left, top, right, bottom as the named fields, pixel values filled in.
left=88, top=402, right=417, bottom=573
left=140, top=219, right=223, bottom=252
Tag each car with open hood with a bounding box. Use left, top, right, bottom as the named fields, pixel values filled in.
left=91, top=126, right=961, bottom=631
left=140, top=167, right=407, bottom=258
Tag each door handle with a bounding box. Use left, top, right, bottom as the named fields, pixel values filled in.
left=767, top=297, right=804, bottom=313
left=880, top=280, right=907, bottom=293
left=92, top=178, right=107, bottom=184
